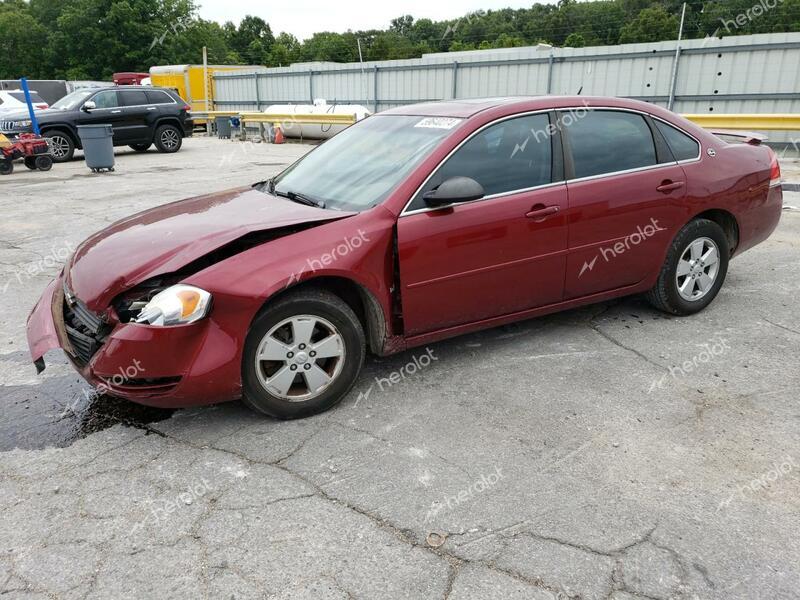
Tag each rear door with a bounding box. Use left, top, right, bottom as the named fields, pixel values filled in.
left=561, top=109, right=687, bottom=299
left=118, top=89, right=152, bottom=143
left=397, top=112, right=569, bottom=336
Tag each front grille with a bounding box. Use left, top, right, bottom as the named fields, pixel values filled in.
left=63, top=284, right=108, bottom=366
left=0, top=121, right=17, bottom=132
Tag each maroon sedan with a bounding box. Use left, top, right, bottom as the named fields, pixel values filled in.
left=27, top=96, right=783, bottom=419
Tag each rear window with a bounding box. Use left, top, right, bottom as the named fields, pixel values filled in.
left=564, top=110, right=657, bottom=179
left=145, top=90, right=174, bottom=105
left=120, top=90, right=149, bottom=106
left=655, top=120, right=700, bottom=161
left=8, top=92, right=46, bottom=103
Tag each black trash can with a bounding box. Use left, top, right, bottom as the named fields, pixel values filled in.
left=77, top=125, right=115, bottom=172
left=216, top=116, right=232, bottom=139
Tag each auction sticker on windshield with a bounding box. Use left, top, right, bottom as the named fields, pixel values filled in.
left=414, top=117, right=462, bottom=129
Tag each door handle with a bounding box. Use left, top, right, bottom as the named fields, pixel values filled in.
left=525, top=205, right=559, bottom=220
left=656, top=180, right=684, bottom=193
left=147, top=107, right=157, bottom=111
left=110, top=109, right=122, bottom=114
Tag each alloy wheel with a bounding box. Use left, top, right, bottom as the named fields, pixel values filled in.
left=254, top=315, right=345, bottom=401
left=676, top=237, right=720, bottom=301
left=160, top=129, right=180, bottom=150
left=47, top=136, right=70, bottom=159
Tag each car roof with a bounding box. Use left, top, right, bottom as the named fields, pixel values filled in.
left=380, top=95, right=672, bottom=119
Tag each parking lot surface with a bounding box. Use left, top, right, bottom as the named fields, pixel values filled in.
left=1, top=137, right=799, bottom=599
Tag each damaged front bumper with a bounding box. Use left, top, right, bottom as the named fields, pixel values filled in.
left=26, top=275, right=242, bottom=408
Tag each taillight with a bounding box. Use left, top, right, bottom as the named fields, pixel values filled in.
left=36, top=104, right=48, bottom=109
left=768, top=149, right=781, bottom=187
left=181, top=104, right=191, bottom=112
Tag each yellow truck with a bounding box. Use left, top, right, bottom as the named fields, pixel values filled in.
left=149, top=64, right=266, bottom=127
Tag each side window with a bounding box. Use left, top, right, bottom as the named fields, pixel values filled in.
left=655, top=120, right=700, bottom=162
left=411, top=113, right=553, bottom=210
left=120, top=90, right=149, bottom=106
left=564, top=110, right=657, bottom=179
left=145, top=90, right=174, bottom=105
left=90, top=91, right=119, bottom=109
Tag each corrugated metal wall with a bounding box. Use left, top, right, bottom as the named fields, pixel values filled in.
left=213, top=32, right=800, bottom=139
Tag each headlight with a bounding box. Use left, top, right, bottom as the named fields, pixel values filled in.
left=13, top=120, right=32, bottom=128
left=134, top=285, right=211, bottom=326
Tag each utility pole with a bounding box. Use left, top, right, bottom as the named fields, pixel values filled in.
left=668, top=2, right=687, bottom=111
left=202, top=46, right=210, bottom=112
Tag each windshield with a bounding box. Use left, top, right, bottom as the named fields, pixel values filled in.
left=272, top=115, right=461, bottom=211
left=51, top=89, right=95, bottom=110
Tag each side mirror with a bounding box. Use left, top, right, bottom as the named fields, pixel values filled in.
left=423, top=176, right=485, bottom=208
left=82, top=101, right=96, bottom=111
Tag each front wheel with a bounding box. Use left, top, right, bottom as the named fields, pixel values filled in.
left=43, top=130, right=75, bottom=163
left=242, top=289, right=365, bottom=419
left=0, top=159, right=12, bottom=175
left=646, top=218, right=730, bottom=315
left=154, top=125, right=182, bottom=153
left=24, top=157, right=38, bottom=170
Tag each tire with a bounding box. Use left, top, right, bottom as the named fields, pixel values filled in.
left=129, top=143, right=151, bottom=152
left=154, top=125, right=182, bottom=153
left=242, top=288, right=365, bottom=419
left=43, top=130, right=75, bottom=163
left=0, top=160, right=12, bottom=175
left=646, top=218, right=730, bottom=316
left=36, top=155, right=53, bottom=171
left=24, top=157, right=37, bottom=170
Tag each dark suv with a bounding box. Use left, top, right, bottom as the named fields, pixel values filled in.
left=0, top=86, right=193, bottom=162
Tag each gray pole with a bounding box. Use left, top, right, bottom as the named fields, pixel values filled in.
left=373, top=65, right=379, bottom=112
left=668, top=2, right=687, bottom=111
left=452, top=61, right=458, bottom=99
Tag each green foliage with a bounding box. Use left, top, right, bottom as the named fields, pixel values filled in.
left=1, top=0, right=799, bottom=79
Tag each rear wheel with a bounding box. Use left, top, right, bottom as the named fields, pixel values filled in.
left=35, top=155, right=53, bottom=171
left=43, top=130, right=75, bottom=162
left=154, top=125, right=182, bottom=153
left=646, top=218, right=729, bottom=315
left=129, top=143, right=151, bottom=152
left=24, top=157, right=37, bottom=170
left=0, top=159, right=12, bottom=175
left=242, top=289, right=365, bottom=419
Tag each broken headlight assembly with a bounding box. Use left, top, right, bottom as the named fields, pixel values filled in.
left=134, top=284, right=212, bottom=326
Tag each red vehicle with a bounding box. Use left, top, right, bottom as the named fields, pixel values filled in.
left=27, top=96, right=782, bottom=418
left=113, top=72, right=149, bottom=86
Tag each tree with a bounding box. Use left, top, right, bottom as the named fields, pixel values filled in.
left=619, top=5, right=680, bottom=44
left=564, top=32, right=586, bottom=47
left=0, top=8, right=48, bottom=78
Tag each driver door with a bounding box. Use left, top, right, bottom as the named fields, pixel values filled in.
left=75, top=90, right=127, bottom=143
left=397, top=112, right=569, bottom=336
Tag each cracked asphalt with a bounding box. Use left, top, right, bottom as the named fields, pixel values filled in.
left=1, top=137, right=799, bottom=599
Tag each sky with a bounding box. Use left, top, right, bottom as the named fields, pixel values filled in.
left=196, top=0, right=558, bottom=41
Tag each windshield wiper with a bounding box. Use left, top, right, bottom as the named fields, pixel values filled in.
left=278, top=190, right=326, bottom=209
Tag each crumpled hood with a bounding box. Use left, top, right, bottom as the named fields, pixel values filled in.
left=67, top=186, right=354, bottom=311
